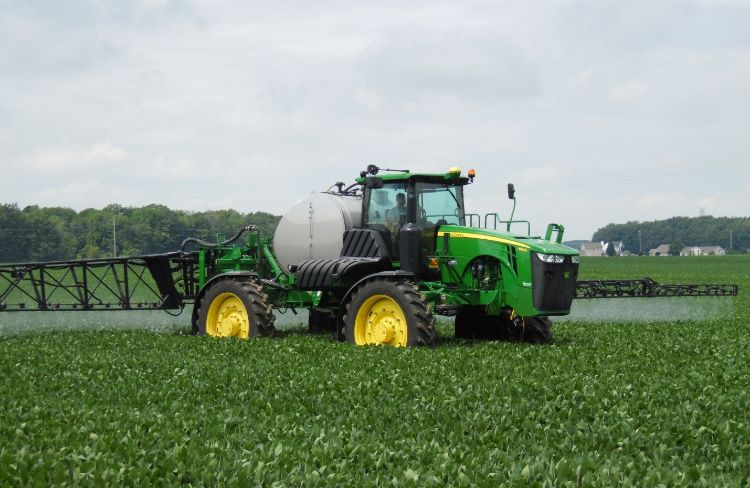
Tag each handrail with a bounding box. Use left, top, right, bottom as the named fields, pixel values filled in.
left=466, top=213, right=481, bottom=228
left=545, top=223, right=565, bottom=243
left=483, top=213, right=498, bottom=229
left=482, top=213, right=531, bottom=235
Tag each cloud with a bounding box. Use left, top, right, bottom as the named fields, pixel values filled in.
left=150, top=155, right=200, bottom=180
left=637, top=191, right=687, bottom=208
left=513, top=166, right=566, bottom=186
left=633, top=192, right=724, bottom=218
left=0, top=103, right=13, bottom=126
left=697, top=194, right=719, bottom=211
left=606, top=79, right=650, bottom=102
left=1, top=1, right=749, bottom=241
left=33, top=179, right=146, bottom=209
left=24, top=143, right=126, bottom=171
left=358, top=28, right=540, bottom=104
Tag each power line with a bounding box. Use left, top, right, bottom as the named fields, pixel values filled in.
left=472, top=157, right=749, bottom=195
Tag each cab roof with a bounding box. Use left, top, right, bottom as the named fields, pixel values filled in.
left=355, top=170, right=471, bottom=186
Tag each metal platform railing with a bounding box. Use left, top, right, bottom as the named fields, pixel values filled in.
left=0, top=252, right=198, bottom=312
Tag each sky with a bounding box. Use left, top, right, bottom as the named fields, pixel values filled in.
left=1, top=0, right=749, bottom=239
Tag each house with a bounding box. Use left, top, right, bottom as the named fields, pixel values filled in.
left=679, top=246, right=726, bottom=256
left=649, top=244, right=671, bottom=256
left=580, top=241, right=626, bottom=256
left=680, top=247, right=702, bottom=256
left=700, top=246, right=726, bottom=256
left=580, top=242, right=604, bottom=256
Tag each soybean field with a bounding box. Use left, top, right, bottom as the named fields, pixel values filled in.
left=1, top=256, right=748, bottom=486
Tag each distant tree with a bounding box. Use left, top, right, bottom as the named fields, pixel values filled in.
left=606, top=241, right=616, bottom=256
left=0, top=204, right=282, bottom=261
left=592, top=216, right=750, bottom=255
left=0, top=203, right=27, bottom=263
left=669, top=239, right=684, bottom=256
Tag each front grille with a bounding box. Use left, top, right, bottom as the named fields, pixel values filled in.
left=531, top=253, right=579, bottom=312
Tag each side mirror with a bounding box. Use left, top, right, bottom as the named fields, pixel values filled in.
left=507, top=183, right=515, bottom=200
left=366, top=176, right=384, bottom=189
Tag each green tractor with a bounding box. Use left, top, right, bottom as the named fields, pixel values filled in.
left=191, top=164, right=579, bottom=346
left=3, top=165, right=734, bottom=344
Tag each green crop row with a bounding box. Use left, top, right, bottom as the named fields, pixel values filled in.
left=0, top=256, right=748, bottom=486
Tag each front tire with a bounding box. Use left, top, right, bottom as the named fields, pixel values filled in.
left=196, top=279, right=275, bottom=338
left=344, top=279, right=436, bottom=347
left=454, top=307, right=553, bottom=344
left=519, top=316, right=552, bottom=344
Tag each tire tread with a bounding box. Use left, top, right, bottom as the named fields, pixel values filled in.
left=193, top=278, right=276, bottom=337
left=343, top=278, right=436, bottom=347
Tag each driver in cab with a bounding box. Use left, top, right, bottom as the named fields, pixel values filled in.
left=386, top=192, right=407, bottom=230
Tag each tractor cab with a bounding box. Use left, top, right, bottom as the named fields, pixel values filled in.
left=357, top=165, right=471, bottom=268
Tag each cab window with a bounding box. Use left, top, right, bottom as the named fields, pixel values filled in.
left=363, top=182, right=407, bottom=257
left=416, top=182, right=465, bottom=227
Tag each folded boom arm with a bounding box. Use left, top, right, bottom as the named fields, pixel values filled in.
left=575, top=278, right=738, bottom=299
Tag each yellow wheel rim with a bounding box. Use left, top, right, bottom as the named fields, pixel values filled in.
left=205, top=292, right=250, bottom=338
left=354, top=294, right=408, bottom=347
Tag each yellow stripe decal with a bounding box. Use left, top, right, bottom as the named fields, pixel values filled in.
left=437, top=231, right=531, bottom=250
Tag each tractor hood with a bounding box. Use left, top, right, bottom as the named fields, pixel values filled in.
left=437, top=226, right=579, bottom=255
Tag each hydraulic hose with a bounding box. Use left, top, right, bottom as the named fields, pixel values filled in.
left=180, top=225, right=258, bottom=251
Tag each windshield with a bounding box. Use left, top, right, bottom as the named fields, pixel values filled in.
left=416, top=182, right=465, bottom=226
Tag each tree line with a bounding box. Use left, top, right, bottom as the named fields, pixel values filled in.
left=592, top=216, right=749, bottom=255
left=3, top=204, right=747, bottom=263
left=0, top=203, right=281, bottom=263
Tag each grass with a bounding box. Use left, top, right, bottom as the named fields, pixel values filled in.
left=0, top=256, right=748, bottom=486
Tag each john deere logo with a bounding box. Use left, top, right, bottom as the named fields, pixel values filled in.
left=563, top=271, right=571, bottom=280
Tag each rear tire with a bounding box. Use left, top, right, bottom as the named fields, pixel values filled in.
left=196, top=279, right=275, bottom=338
left=344, top=279, right=436, bottom=347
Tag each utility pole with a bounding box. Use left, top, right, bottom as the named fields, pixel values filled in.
left=730, top=229, right=733, bottom=252
left=113, top=216, right=117, bottom=257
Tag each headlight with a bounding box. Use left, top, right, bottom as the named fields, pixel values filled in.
left=537, top=253, right=565, bottom=264
left=571, top=255, right=579, bottom=264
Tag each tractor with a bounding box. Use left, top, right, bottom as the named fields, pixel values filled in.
left=0, top=165, right=737, bottom=345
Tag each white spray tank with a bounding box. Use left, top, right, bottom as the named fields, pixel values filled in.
left=273, top=192, right=363, bottom=273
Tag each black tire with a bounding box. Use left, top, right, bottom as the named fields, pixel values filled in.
left=454, top=307, right=514, bottom=340
left=455, top=307, right=493, bottom=339
left=308, top=307, right=338, bottom=334
left=195, top=279, right=275, bottom=338
left=343, top=279, right=436, bottom=347
left=520, top=316, right=553, bottom=344
left=455, top=307, right=553, bottom=344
